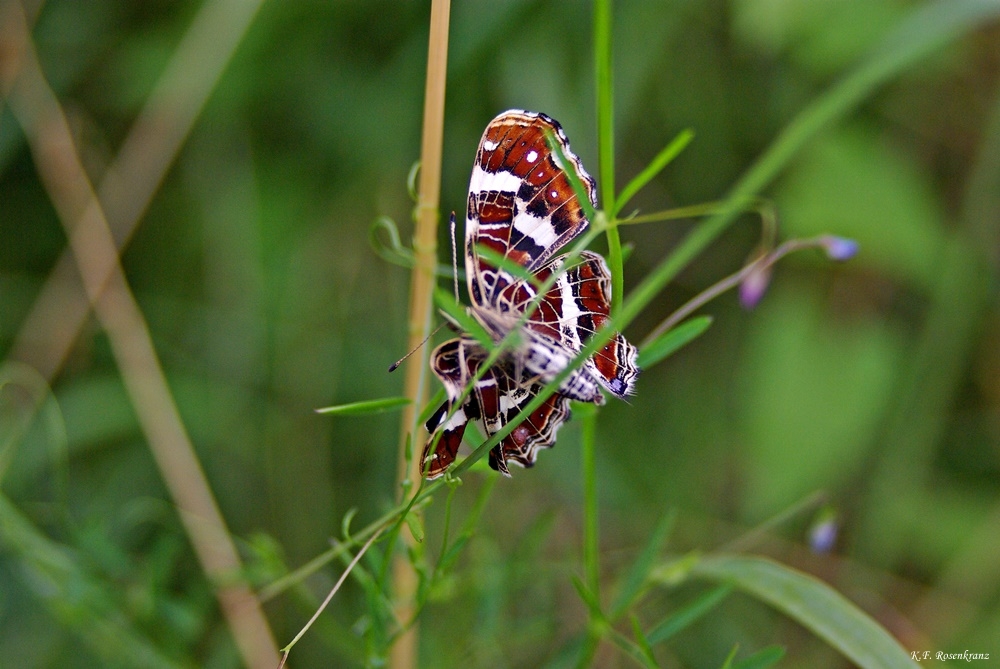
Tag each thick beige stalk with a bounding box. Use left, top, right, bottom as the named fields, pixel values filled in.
left=390, top=1, right=451, bottom=668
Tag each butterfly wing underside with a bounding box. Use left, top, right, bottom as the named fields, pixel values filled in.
left=465, top=110, right=597, bottom=310
left=420, top=110, right=639, bottom=480
left=421, top=337, right=572, bottom=478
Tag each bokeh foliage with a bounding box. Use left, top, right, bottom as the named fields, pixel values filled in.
left=1, top=0, right=999, bottom=667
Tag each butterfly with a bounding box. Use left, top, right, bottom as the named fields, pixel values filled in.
left=421, top=110, right=639, bottom=478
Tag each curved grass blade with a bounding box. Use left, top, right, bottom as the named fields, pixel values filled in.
left=645, top=583, right=733, bottom=645
left=734, top=646, right=785, bottom=669
left=475, top=243, right=541, bottom=287
left=637, top=316, right=713, bottom=369
left=369, top=216, right=463, bottom=280
left=610, top=508, right=677, bottom=618
left=433, top=287, right=493, bottom=350
left=613, top=129, right=695, bottom=218
left=416, top=387, right=447, bottom=427
left=608, top=623, right=661, bottom=669
left=690, top=555, right=917, bottom=669
left=315, top=397, right=411, bottom=416
left=720, top=645, right=739, bottom=669
left=544, top=128, right=597, bottom=223
left=627, top=614, right=661, bottom=669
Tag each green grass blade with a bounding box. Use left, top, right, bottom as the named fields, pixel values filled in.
left=637, top=316, right=713, bottom=370
left=733, top=646, right=786, bottom=669
left=610, top=508, right=677, bottom=618
left=628, top=614, right=661, bottom=669
left=369, top=216, right=459, bottom=279
left=579, top=402, right=601, bottom=597
left=417, top=387, right=447, bottom=426
left=690, top=555, right=917, bottom=669
left=594, top=0, right=614, bottom=211
left=613, top=129, right=695, bottom=218
left=315, top=397, right=411, bottom=416
left=645, top=583, right=733, bottom=645
left=475, top=244, right=541, bottom=287
left=607, top=625, right=661, bottom=669
left=433, top=287, right=493, bottom=350
left=571, top=574, right=604, bottom=619
left=719, top=645, right=739, bottom=669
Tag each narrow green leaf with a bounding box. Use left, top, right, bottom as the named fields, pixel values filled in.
left=315, top=397, right=411, bottom=416
left=637, top=316, right=713, bottom=369
left=475, top=244, right=540, bottom=287
left=436, top=474, right=496, bottom=575
left=620, top=241, right=634, bottom=264
left=403, top=511, right=424, bottom=544
left=733, top=645, right=786, bottom=669
left=544, top=129, right=597, bottom=223
left=570, top=575, right=604, bottom=619
left=593, top=0, right=614, bottom=211
left=580, top=401, right=600, bottom=598
left=607, top=626, right=661, bottom=669
left=690, top=555, right=917, bottom=669
left=417, top=388, right=447, bottom=427
left=610, top=508, right=677, bottom=618
left=341, top=508, right=358, bottom=540
left=369, top=216, right=460, bottom=279
left=613, top=129, right=695, bottom=217
left=639, top=316, right=712, bottom=369
left=437, top=534, right=470, bottom=573
left=433, top=287, right=494, bottom=350
left=646, top=583, right=732, bottom=644
left=719, top=645, right=739, bottom=669
left=629, top=614, right=661, bottom=668
left=407, top=160, right=420, bottom=201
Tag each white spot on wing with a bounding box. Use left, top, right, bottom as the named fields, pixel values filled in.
left=513, top=213, right=558, bottom=248
left=557, top=272, right=584, bottom=330
left=469, top=165, right=522, bottom=195
left=443, top=406, right=468, bottom=430
left=483, top=139, right=499, bottom=151
left=526, top=150, right=538, bottom=163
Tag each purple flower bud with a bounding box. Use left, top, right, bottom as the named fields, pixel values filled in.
left=739, top=263, right=772, bottom=309
left=809, top=516, right=838, bottom=554
left=819, top=236, right=859, bottom=262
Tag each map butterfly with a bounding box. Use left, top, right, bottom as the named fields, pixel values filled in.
left=422, top=110, right=640, bottom=478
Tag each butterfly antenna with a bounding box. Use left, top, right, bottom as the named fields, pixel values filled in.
left=450, top=211, right=460, bottom=303
left=388, top=322, right=446, bottom=372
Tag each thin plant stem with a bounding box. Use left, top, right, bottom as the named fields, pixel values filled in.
left=581, top=406, right=600, bottom=595
left=594, top=0, right=623, bottom=315
left=391, top=0, right=452, bottom=667
left=278, top=527, right=387, bottom=669
left=578, top=403, right=603, bottom=667
left=620, top=197, right=778, bottom=249
left=719, top=491, right=829, bottom=554
left=639, top=236, right=832, bottom=348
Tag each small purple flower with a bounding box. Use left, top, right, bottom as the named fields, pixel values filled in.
left=809, top=515, right=838, bottom=554
left=819, top=236, right=859, bottom=262
left=739, top=262, right=772, bottom=309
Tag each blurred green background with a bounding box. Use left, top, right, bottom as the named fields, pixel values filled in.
left=1, top=0, right=998, bottom=667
